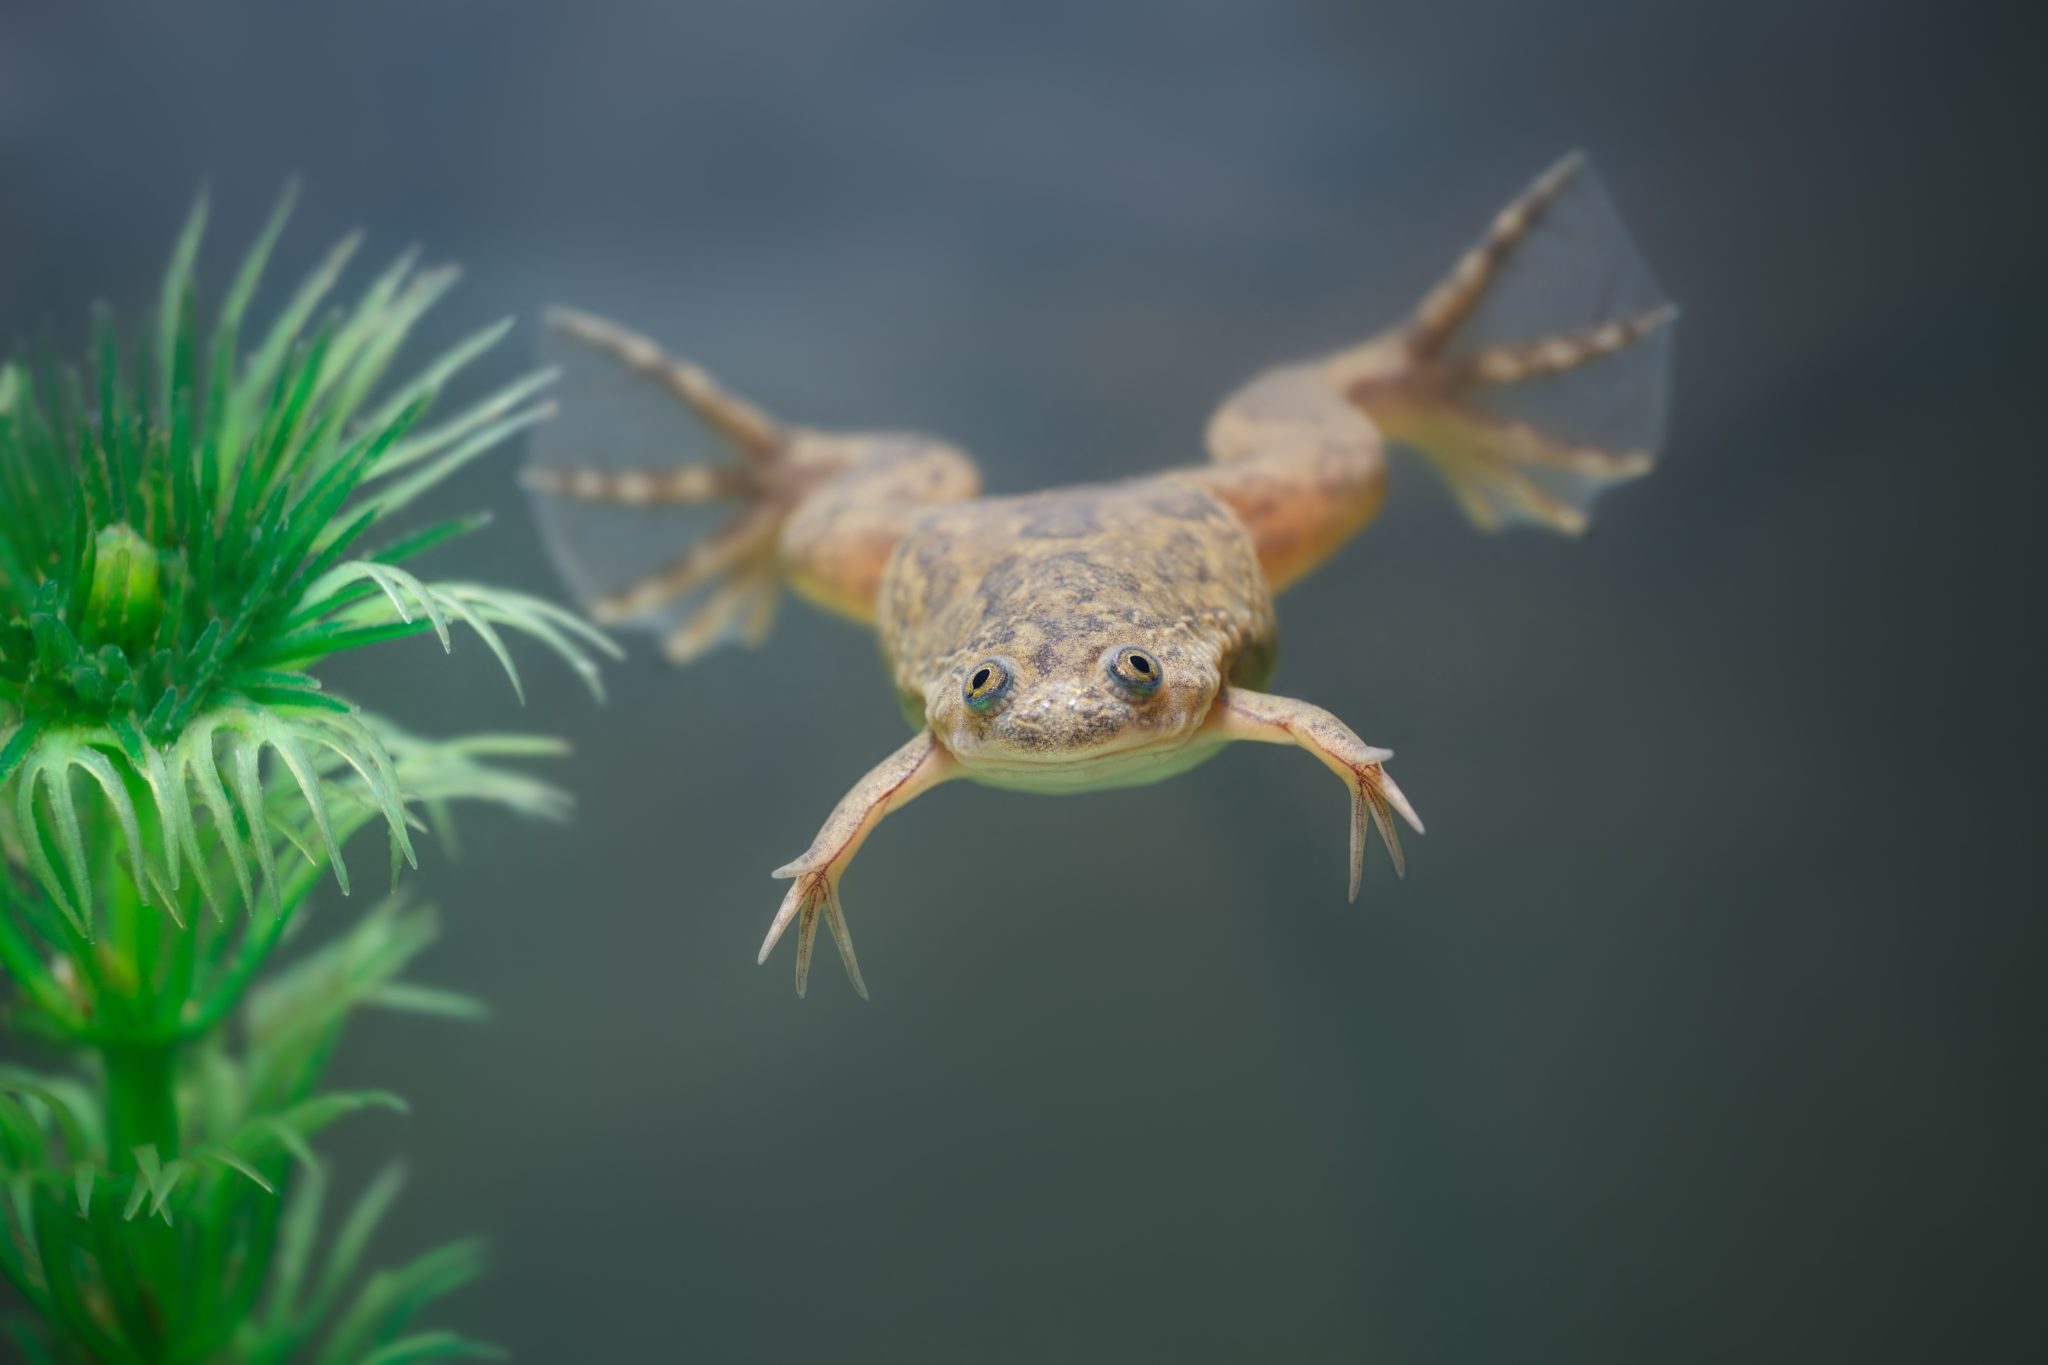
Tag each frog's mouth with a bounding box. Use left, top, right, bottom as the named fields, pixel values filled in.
left=954, top=726, right=1221, bottom=792
left=942, top=686, right=1219, bottom=790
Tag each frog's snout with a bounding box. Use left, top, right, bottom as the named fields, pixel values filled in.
left=986, top=680, right=1129, bottom=754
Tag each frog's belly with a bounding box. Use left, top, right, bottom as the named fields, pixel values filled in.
left=957, top=733, right=1222, bottom=794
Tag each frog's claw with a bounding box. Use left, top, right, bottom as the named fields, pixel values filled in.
left=757, top=731, right=960, bottom=998
left=1328, top=151, right=1675, bottom=534
left=1203, top=687, right=1424, bottom=901
left=1346, top=762, right=1423, bottom=901
left=761, top=867, right=867, bottom=1000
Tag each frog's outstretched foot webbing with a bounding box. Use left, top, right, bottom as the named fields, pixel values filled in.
left=523, top=307, right=799, bottom=662
left=758, top=731, right=959, bottom=998
left=526, top=307, right=982, bottom=655
left=1203, top=688, right=1424, bottom=901
left=1330, top=152, right=1675, bottom=534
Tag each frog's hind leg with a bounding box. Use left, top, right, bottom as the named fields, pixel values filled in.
left=1190, top=154, right=1671, bottom=588
left=1327, top=152, right=1676, bottom=534
left=526, top=308, right=981, bottom=661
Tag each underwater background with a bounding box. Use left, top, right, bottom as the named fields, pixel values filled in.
left=2, top=1, right=2036, bottom=1360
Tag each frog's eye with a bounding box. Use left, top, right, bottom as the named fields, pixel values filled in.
left=963, top=658, right=1012, bottom=711
left=1107, top=645, right=1163, bottom=696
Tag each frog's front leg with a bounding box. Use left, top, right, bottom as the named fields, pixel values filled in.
left=1204, top=689, right=1425, bottom=902
left=758, top=730, right=960, bottom=998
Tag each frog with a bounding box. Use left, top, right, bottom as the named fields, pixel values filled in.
left=525, top=153, right=1675, bottom=997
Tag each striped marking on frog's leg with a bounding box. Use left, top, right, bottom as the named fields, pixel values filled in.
left=1401, top=151, right=1589, bottom=360
left=759, top=730, right=960, bottom=999
left=1451, top=305, right=1678, bottom=388
left=1202, top=687, right=1423, bottom=902
left=545, top=306, right=783, bottom=457
left=520, top=461, right=759, bottom=506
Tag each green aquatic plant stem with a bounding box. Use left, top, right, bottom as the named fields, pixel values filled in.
left=103, top=1041, right=179, bottom=1162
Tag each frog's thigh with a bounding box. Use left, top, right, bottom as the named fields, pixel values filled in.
left=779, top=438, right=981, bottom=622
left=1187, top=368, right=1389, bottom=591
left=1203, top=687, right=1424, bottom=901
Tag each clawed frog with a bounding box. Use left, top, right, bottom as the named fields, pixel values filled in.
left=527, top=154, right=1674, bottom=996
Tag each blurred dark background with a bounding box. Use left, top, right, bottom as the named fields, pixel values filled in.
left=2, top=1, right=2040, bottom=1360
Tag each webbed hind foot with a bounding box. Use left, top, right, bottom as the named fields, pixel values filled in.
left=1330, top=152, right=1676, bottom=533
left=525, top=307, right=980, bottom=654
left=523, top=308, right=798, bottom=661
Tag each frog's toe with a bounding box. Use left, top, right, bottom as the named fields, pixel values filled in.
left=1346, top=762, right=1425, bottom=904
left=759, top=867, right=868, bottom=1000
left=818, top=892, right=869, bottom=1001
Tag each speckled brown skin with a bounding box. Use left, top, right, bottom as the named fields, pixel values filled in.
left=880, top=477, right=1276, bottom=789
left=530, top=154, right=1674, bottom=995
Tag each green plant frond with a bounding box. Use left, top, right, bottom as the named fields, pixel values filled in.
left=433, top=583, right=619, bottom=700
left=356, top=387, right=556, bottom=524
left=266, top=1159, right=331, bottom=1351
left=0, top=716, right=40, bottom=790
left=154, top=193, right=209, bottom=422
left=0, top=1076, right=96, bottom=1174
left=375, top=367, right=555, bottom=481
left=193, top=1143, right=274, bottom=1195
left=300, top=1164, right=408, bottom=1337
left=247, top=894, right=435, bottom=1038
left=364, top=983, right=489, bottom=1021
left=231, top=232, right=363, bottom=451
left=354, top=320, right=515, bottom=444
left=244, top=1186, right=500, bottom=1365
left=357, top=1331, right=507, bottom=1365
left=6, top=730, right=147, bottom=936
left=169, top=705, right=413, bottom=915
left=241, top=895, right=478, bottom=1114
left=0, top=699, right=570, bottom=931
left=381, top=726, right=574, bottom=825
left=229, top=1091, right=407, bottom=1173
left=313, top=1239, right=491, bottom=1365
left=321, top=264, right=460, bottom=421
left=289, top=566, right=619, bottom=704
left=122, top=1144, right=191, bottom=1224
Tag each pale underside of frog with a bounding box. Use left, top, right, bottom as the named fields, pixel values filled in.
left=525, top=153, right=1675, bottom=997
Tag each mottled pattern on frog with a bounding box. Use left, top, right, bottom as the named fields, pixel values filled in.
left=879, top=477, right=1275, bottom=772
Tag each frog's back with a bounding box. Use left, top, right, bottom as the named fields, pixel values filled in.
left=876, top=476, right=1276, bottom=705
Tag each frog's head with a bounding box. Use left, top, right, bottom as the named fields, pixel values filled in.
left=926, top=632, right=1221, bottom=785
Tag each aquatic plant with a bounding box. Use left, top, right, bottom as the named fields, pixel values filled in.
left=0, top=190, right=615, bottom=1362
